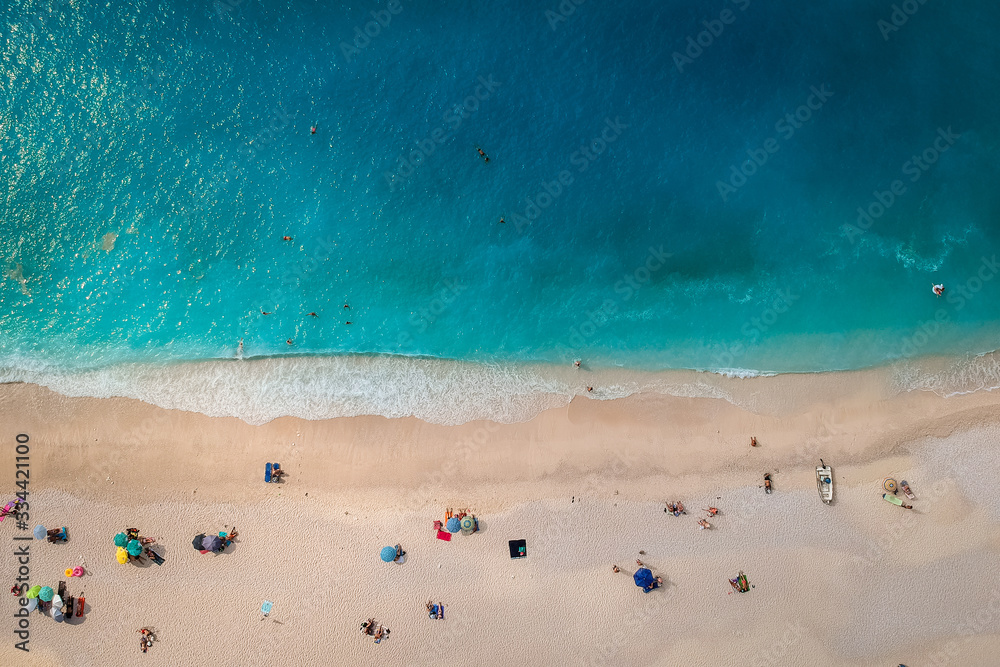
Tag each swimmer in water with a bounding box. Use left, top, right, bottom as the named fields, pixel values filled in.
left=261, top=310, right=272, bottom=315
left=286, top=339, right=293, bottom=345
left=499, top=217, right=505, bottom=224
left=236, top=338, right=244, bottom=359
left=308, top=312, right=318, bottom=317
left=282, top=236, right=292, bottom=241
left=476, top=146, right=489, bottom=163
left=310, top=125, right=316, bottom=135
left=932, top=283, right=945, bottom=296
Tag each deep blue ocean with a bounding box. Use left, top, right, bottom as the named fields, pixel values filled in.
left=2, top=0, right=1000, bottom=423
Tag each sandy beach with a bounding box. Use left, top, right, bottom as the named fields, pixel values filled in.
left=2, top=367, right=1000, bottom=666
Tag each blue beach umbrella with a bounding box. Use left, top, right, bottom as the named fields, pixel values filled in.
left=33, top=525, right=46, bottom=540
left=126, top=539, right=143, bottom=556
left=114, top=532, right=128, bottom=547
left=38, top=586, right=54, bottom=602
left=446, top=517, right=461, bottom=533
left=459, top=516, right=475, bottom=533
left=380, top=546, right=397, bottom=562
left=633, top=568, right=655, bottom=590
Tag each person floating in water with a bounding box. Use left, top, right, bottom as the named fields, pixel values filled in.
left=475, top=146, right=489, bottom=163
left=345, top=321, right=352, bottom=325
left=499, top=217, right=505, bottom=224
left=308, top=312, right=318, bottom=317
left=286, top=339, right=293, bottom=345
left=236, top=338, right=244, bottom=359
left=310, top=125, right=317, bottom=135
left=261, top=309, right=272, bottom=315
left=344, top=304, right=350, bottom=309
left=282, top=236, right=292, bottom=241
left=932, top=283, right=945, bottom=296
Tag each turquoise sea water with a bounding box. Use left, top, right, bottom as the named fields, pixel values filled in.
left=2, top=0, right=1000, bottom=422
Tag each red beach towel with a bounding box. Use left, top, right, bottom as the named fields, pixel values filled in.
left=436, top=530, right=452, bottom=542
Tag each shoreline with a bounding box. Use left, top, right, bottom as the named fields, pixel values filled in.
left=3, top=348, right=1000, bottom=427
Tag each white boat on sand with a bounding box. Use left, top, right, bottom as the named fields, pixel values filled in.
left=816, top=459, right=833, bottom=504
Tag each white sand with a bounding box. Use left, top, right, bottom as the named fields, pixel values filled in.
left=1, top=372, right=999, bottom=666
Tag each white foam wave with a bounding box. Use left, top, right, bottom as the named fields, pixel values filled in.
left=0, top=354, right=755, bottom=426
left=889, top=351, right=1000, bottom=398
left=6, top=350, right=1000, bottom=426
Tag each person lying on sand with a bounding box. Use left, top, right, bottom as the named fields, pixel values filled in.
left=764, top=474, right=772, bottom=493
left=704, top=507, right=719, bottom=516
left=697, top=519, right=711, bottom=530
left=374, top=625, right=384, bottom=641
left=360, top=618, right=375, bottom=635
left=139, top=537, right=155, bottom=545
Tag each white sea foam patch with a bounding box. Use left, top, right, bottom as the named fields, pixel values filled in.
left=0, top=355, right=745, bottom=426
left=890, top=351, right=1000, bottom=398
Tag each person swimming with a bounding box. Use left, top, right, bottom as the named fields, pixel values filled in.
left=933, top=283, right=945, bottom=296
left=282, top=236, right=292, bottom=241
left=476, top=146, right=489, bottom=163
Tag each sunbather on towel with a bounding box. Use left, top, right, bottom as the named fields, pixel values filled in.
left=374, top=626, right=384, bottom=641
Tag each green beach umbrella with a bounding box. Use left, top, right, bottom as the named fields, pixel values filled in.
left=25, top=585, right=41, bottom=599
left=460, top=516, right=475, bottom=533
left=126, top=539, right=143, bottom=556
left=114, top=532, right=128, bottom=547
left=38, top=586, right=54, bottom=602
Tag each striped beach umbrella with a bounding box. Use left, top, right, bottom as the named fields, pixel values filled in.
left=883, top=478, right=897, bottom=494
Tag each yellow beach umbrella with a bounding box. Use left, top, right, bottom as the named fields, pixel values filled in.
left=116, top=546, right=129, bottom=564
left=883, top=478, right=897, bottom=493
